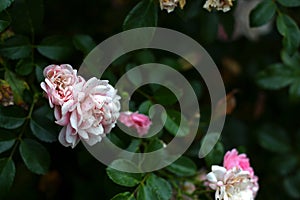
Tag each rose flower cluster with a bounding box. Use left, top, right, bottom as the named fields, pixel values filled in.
left=206, top=149, right=259, bottom=200
left=41, top=64, right=152, bottom=148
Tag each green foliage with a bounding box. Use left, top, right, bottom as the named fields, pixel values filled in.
left=0, top=140, right=15, bottom=154
left=164, top=110, right=190, bottom=137
left=15, top=59, right=35, bottom=76
left=73, top=34, right=96, bottom=55
left=9, top=0, right=43, bottom=34
left=146, top=174, right=172, bottom=200
left=0, top=158, right=15, bottom=196
left=0, top=0, right=300, bottom=199
left=4, top=69, right=29, bottom=105
left=137, top=184, right=155, bottom=200
left=0, top=0, right=14, bottom=13
left=37, top=35, right=74, bottom=61
left=19, top=139, right=50, bottom=174
left=29, top=105, right=58, bottom=142
left=205, top=142, right=224, bottom=167
left=166, top=156, right=197, bottom=177
left=257, top=124, right=291, bottom=153
left=0, top=35, right=31, bottom=59
left=111, top=192, right=136, bottom=200
left=250, top=0, right=276, bottom=27
left=277, top=0, right=300, bottom=7
left=0, top=106, right=26, bottom=129
left=284, top=170, right=300, bottom=198
left=123, top=0, right=157, bottom=30
left=276, top=13, right=300, bottom=54
left=106, top=159, right=143, bottom=187
left=256, top=63, right=295, bottom=90
left=0, top=19, right=10, bottom=32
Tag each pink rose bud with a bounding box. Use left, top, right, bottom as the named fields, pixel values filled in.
left=223, top=148, right=254, bottom=177
left=118, top=111, right=152, bottom=136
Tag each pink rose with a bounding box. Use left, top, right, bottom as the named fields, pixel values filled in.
left=58, top=77, right=121, bottom=148
left=118, top=111, right=152, bottom=136
left=223, top=148, right=254, bottom=177
left=40, top=64, right=80, bottom=108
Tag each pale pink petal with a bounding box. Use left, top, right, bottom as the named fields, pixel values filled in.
left=78, top=129, right=89, bottom=140
left=70, top=110, right=78, bottom=131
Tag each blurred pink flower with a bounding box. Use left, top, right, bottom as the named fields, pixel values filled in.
left=58, top=77, right=121, bottom=148
left=223, top=148, right=254, bottom=177
left=118, top=111, right=152, bottom=136
left=41, top=64, right=80, bottom=108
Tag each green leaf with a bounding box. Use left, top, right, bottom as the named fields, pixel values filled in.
left=166, top=156, right=197, bottom=177
left=146, top=174, right=172, bottom=200
left=73, top=34, right=96, bottom=55
left=106, top=159, right=143, bottom=187
left=204, top=142, right=224, bottom=167
left=289, top=80, right=300, bottom=101
left=276, top=14, right=300, bottom=54
left=137, top=184, right=156, bottom=200
left=281, top=51, right=300, bottom=69
left=284, top=170, right=300, bottom=198
left=19, top=139, right=50, bottom=174
left=123, top=0, right=157, bottom=30
left=277, top=0, right=300, bottom=7
left=29, top=105, right=58, bottom=142
left=15, top=59, right=35, bottom=76
left=0, top=0, right=14, bottom=13
left=30, top=119, right=57, bottom=143
left=126, top=139, right=141, bottom=152
left=257, top=124, right=291, bottom=153
left=0, top=158, right=15, bottom=196
left=0, top=19, right=10, bottom=33
left=111, top=192, right=136, bottom=200
left=164, top=110, right=190, bottom=137
left=138, top=100, right=153, bottom=115
left=145, top=138, right=164, bottom=152
left=250, top=0, right=276, bottom=27
left=0, top=35, right=31, bottom=59
left=5, top=70, right=29, bottom=105
left=134, top=50, right=155, bottom=64
left=0, top=140, right=15, bottom=154
left=273, top=154, right=298, bottom=175
left=256, top=63, right=295, bottom=90
left=0, top=106, right=26, bottom=129
left=154, top=87, right=179, bottom=106
left=9, top=0, right=43, bottom=34
left=37, top=35, right=74, bottom=61
left=276, top=14, right=297, bottom=37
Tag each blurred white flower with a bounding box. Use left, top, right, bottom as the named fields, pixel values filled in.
left=160, top=0, right=186, bottom=13
left=206, top=165, right=257, bottom=200
left=203, top=0, right=234, bottom=12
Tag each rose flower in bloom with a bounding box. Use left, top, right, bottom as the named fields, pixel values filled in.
left=159, top=0, right=186, bottom=13
left=203, top=0, right=234, bottom=12
left=206, top=149, right=259, bottom=200
left=118, top=111, right=152, bottom=136
left=41, top=64, right=121, bottom=148
left=41, top=64, right=80, bottom=108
